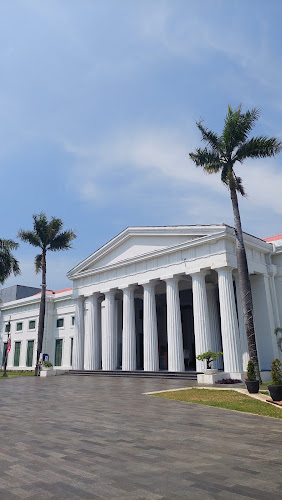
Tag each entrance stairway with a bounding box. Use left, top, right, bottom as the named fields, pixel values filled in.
left=66, top=370, right=201, bottom=380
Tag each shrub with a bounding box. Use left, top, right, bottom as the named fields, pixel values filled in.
left=43, top=360, right=53, bottom=368
left=246, top=360, right=256, bottom=381
left=270, top=359, right=282, bottom=386
left=215, top=378, right=242, bottom=384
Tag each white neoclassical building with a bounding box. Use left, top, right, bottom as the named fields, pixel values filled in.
left=1, top=224, right=282, bottom=379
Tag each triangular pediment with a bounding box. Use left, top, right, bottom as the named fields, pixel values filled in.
left=67, top=225, right=226, bottom=278
left=68, top=224, right=226, bottom=279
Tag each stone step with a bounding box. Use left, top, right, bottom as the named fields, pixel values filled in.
left=66, top=370, right=201, bottom=380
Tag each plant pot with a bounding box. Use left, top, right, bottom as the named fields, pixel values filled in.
left=268, top=385, right=282, bottom=401
left=245, top=380, right=259, bottom=393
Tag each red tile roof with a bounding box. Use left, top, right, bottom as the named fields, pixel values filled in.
left=54, top=287, right=72, bottom=294
left=34, top=287, right=72, bottom=296
left=263, top=234, right=282, bottom=242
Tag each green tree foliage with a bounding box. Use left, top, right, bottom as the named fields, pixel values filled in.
left=18, top=213, right=76, bottom=375
left=0, top=239, right=20, bottom=284
left=189, top=105, right=282, bottom=381
left=271, top=359, right=282, bottom=386
left=246, top=360, right=256, bottom=381
left=196, top=350, right=223, bottom=369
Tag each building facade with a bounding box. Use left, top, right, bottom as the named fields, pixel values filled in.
left=1, top=225, right=282, bottom=378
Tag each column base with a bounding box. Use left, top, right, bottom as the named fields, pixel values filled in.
left=197, top=371, right=244, bottom=384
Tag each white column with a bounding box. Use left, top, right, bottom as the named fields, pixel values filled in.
left=165, top=277, right=184, bottom=372
left=84, top=293, right=101, bottom=370
left=191, top=271, right=212, bottom=372
left=102, top=290, right=116, bottom=370
left=72, top=296, right=85, bottom=370
left=143, top=282, right=159, bottom=371
left=263, top=274, right=280, bottom=359
left=121, top=286, right=136, bottom=371
left=206, top=283, right=223, bottom=369
left=233, top=273, right=249, bottom=371
left=217, top=267, right=242, bottom=373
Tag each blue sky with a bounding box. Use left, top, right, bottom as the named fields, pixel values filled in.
left=1, top=0, right=282, bottom=290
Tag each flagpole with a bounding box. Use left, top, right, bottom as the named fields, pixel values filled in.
left=2, top=320, right=11, bottom=378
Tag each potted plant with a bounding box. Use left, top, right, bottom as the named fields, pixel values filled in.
left=268, top=359, right=282, bottom=401
left=42, top=360, right=53, bottom=371
left=196, top=350, right=223, bottom=372
left=245, top=360, right=259, bottom=393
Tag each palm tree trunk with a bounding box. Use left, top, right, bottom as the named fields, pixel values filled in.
left=229, top=185, right=261, bottom=381
left=35, top=251, right=46, bottom=376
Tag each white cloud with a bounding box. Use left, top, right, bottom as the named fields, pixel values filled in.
left=64, top=126, right=225, bottom=200
left=240, top=160, right=282, bottom=215
left=64, top=125, right=282, bottom=220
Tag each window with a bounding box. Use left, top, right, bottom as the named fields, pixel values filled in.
left=16, top=322, right=23, bottom=332
left=29, top=320, right=36, bottom=330
left=26, top=340, right=34, bottom=367
left=5, top=324, right=10, bottom=333
left=56, top=318, right=64, bottom=328
left=71, top=316, right=75, bottom=326
left=70, top=338, right=73, bottom=366
left=55, top=339, right=63, bottom=366
left=14, top=342, right=21, bottom=367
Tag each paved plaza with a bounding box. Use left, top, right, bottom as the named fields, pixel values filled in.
left=0, top=375, right=282, bottom=500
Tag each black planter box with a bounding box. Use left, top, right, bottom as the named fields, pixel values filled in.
left=268, top=385, right=282, bottom=401
left=245, top=380, right=259, bottom=393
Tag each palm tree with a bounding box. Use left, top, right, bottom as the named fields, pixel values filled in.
left=189, top=105, right=282, bottom=380
left=18, top=213, right=76, bottom=375
left=0, top=239, right=20, bottom=284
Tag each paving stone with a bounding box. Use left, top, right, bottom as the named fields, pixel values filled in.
left=0, top=375, right=281, bottom=499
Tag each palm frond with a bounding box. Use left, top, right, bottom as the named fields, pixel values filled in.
left=35, top=253, right=43, bottom=274
left=0, top=239, right=19, bottom=251
left=233, top=174, right=246, bottom=196
left=235, top=136, right=282, bottom=162
left=48, top=230, right=76, bottom=251
left=222, top=105, right=260, bottom=154
left=18, top=230, right=42, bottom=248
left=196, top=121, right=221, bottom=151
left=221, top=164, right=230, bottom=186
left=189, top=148, right=221, bottom=172
left=48, top=217, right=64, bottom=241
left=0, top=239, right=20, bottom=284
left=33, top=212, right=49, bottom=247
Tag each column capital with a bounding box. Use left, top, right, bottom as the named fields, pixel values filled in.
left=189, top=269, right=209, bottom=278
left=267, top=264, right=277, bottom=277
left=139, top=279, right=158, bottom=288
left=162, top=275, right=180, bottom=284
left=102, top=289, right=117, bottom=297
left=76, top=295, right=85, bottom=302
left=119, top=284, right=136, bottom=292
left=214, top=266, right=234, bottom=275
left=85, top=292, right=100, bottom=301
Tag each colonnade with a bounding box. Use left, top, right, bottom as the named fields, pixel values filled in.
left=72, top=267, right=244, bottom=374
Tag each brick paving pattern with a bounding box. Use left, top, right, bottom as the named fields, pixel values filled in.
left=0, top=375, right=281, bottom=499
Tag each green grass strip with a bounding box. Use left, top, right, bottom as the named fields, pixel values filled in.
left=152, top=388, right=282, bottom=419
left=0, top=370, right=34, bottom=378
